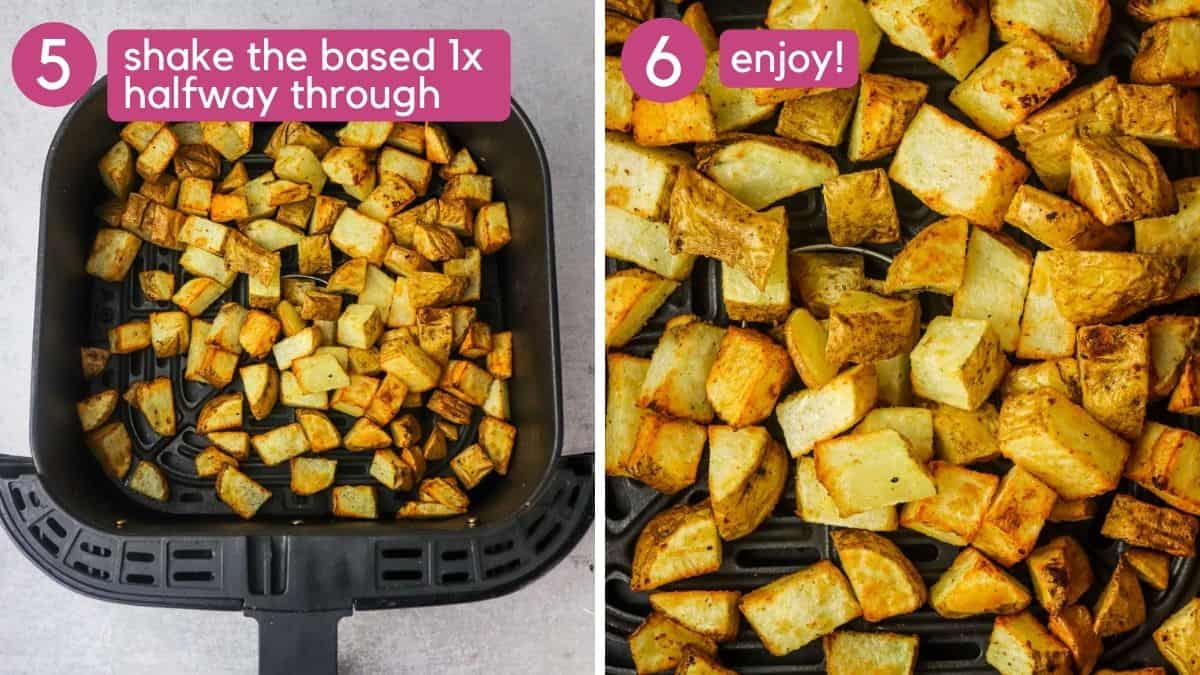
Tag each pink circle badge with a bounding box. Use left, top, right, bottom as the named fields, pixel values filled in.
left=621, top=19, right=707, bottom=103
left=12, top=22, right=97, bottom=107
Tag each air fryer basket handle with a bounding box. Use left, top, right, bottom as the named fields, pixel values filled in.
left=0, top=453, right=35, bottom=479
left=249, top=608, right=349, bottom=675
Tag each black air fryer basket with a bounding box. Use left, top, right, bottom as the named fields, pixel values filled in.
left=0, top=78, right=593, bottom=673
left=605, top=1, right=1200, bottom=672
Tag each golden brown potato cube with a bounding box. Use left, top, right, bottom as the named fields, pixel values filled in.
left=139, top=271, right=175, bottom=304
left=330, top=375, right=380, bottom=417
left=1069, top=136, right=1176, bottom=225
left=336, top=303, right=383, bottom=351
left=605, top=56, right=634, bottom=132
left=120, top=121, right=164, bottom=152
left=394, top=499, right=464, bottom=519
left=866, top=0, right=988, bottom=80
left=197, top=347, right=238, bottom=388
left=293, top=234, right=331, bottom=276
left=890, top=105, right=1030, bottom=229
left=174, top=143, right=222, bottom=180
left=450, top=444, right=494, bottom=490
left=952, top=226, right=1034, bottom=352
left=1077, top=324, right=1150, bottom=439
left=911, top=316, right=1008, bottom=411
left=884, top=216, right=968, bottom=295
left=380, top=331, right=443, bottom=392
left=208, top=192, right=249, bottom=223
left=739, top=560, right=862, bottom=656
left=973, top=466, right=1057, bottom=566
left=183, top=320, right=212, bottom=383
left=814, top=430, right=936, bottom=516
left=139, top=173, right=179, bottom=207
left=197, top=392, right=243, bottom=433
left=991, top=0, right=1110, bottom=64
left=606, top=353, right=650, bottom=478
left=478, top=415, right=516, bottom=475
left=198, top=121, right=251, bottom=161
left=846, top=73, right=928, bottom=162
left=777, top=363, right=878, bottom=458
left=109, top=320, right=150, bottom=354
left=99, top=140, right=135, bottom=199
left=704, top=327, right=792, bottom=428
left=331, top=485, right=377, bottom=519
left=697, top=135, right=836, bottom=211
left=294, top=352, right=351, bottom=394
left=251, top=423, right=311, bottom=466
left=826, top=291, right=919, bottom=369
left=206, top=302, right=248, bottom=354
left=606, top=270, right=677, bottom=351
left=1131, top=17, right=1200, bottom=87
left=647, top=591, right=741, bottom=644
left=632, top=93, right=717, bottom=147
left=630, top=501, right=722, bottom=592
left=149, top=310, right=190, bottom=358
left=1045, top=605, right=1102, bottom=675
left=288, top=456, right=336, bottom=497
left=86, top=228, right=141, bottom=282
left=299, top=290, right=342, bottom=323
left=998, top=387, right=1131, bottom=499
left=289, top=411, right=336, bottom=455
left=412, top=226, right=462, bottom=265
left=628, top=612, right=718, bottom=675
left=1153, top=597, right=1200, bottom=674
left=420, top=426, right=447, bottom=462
left=823, top=631, right=919, bottom=675
left=822, top=169, right=900, bottom=246
left=135, top=126, right=179, bottom=181
left=1125, top=548, right=1172, bottom=591
left=331, top=208, right=392, bottom=265
left=237, top=310, right=281, bottom=361
left=766, top=0, right=883, bottom=69
left=1093, top=556, right=1146, bottom=637
left=623, top=411, right=706, bottom=495
left=900, top=461, right=998, bottom=546
left=81, top=347, right=110, bottom=380
left=216, top=467, right=271, bottom=519
left=950, top=36, right=1076, bottom=139
left=126, top=461, right=169, bottom=502
left=359, top=179, right=417, bottom=224
left=386, top=122, right=424, bottom=154
left=986, top=611, right=1072, bottom=675
left=423, top=123, right=454, bottom=163
left=274, top=301, right=304, bottom=340
left=272, top=326, right=321, bottom=370
left=95, top=196, right=126, bottom=228
left=264, top=121, right=332, bottom=159
left=239, top=363, right=279, bottom=421
left=486, top=330, right=513, bottom=381
left=347, top=347, right=381, bottom=376
left=379, top=147, right=433, bottom=196
left=433, top=198, right=471, bottom=238
left=364, top=373, right=408, bottom=426
left=195, top=446, right=238, bottom=478
left=854, top=407, right=933, bottom=461
left=930, top=547, right=1032, bottom=618
left=831, top=529, right=926, bottom=622
left=775, top=86, right=857, bottom=147
left=1116, top=83, right=1200, bottom=149
left=638, top=321, right=725, bottom=423
left=473, top=201, right=511, bottom=255
left=1004, top=185, right=1128, bottom=251
left=86, top=421, right=132, bottom=480
left=1101, top=493, right=1198, bottom=556
left=273, top=144, right=327, bottom=195
left=322, top=146, right=377, bottom=200
left=1044, top=251, right=1183, bottom=325
left=124, top=377, right=176, bottom=436
left=1169, top=355, right=1200, bottom=415
left=459, top=322, right=493, bottom=360
left=1027, top=536, right=1094, bottom=614
left=277, top=197, right=315, bottom=230
left=369, top=449, right=415, bottom=491
left=77, top=389, right=118, bottom=433
left=439, top=359, right=492, bottom=407
left=440, top=175, right=491, bottom=211
left=303, top=195, right=345, bottom=236
left=343, top=417, right=391, bottom=452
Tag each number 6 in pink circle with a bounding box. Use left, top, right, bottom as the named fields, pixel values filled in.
left=621, top=19, right=706, bottom=103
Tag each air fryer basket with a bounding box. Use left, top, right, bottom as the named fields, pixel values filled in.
left=605, top=1, right=1200, bottom=672
left=0, top=78, right=593, bottom=673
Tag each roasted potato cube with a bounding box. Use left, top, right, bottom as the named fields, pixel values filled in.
left=637, top=321, right=725, bottom=423
left=299, top=290, right=342, bottom=322
left=697, top=135, right=837, bottom=211
left=890, top=105, right=1030, bottom=229
left=1170, top=355, right=1200, bottom=415
left=766, top=0, right=882, bottom=71
left=606, top=353, right=651, bottom=477
left=911, top=316, right=1008, bottom=411
left=823, top=631, right=919, bottom=675
left=331, top=485, right=377, bottom=519
left=951, top=227, right=1033, bottom=352
left=369, top=449, right=415, bottom=491
left=998, top=388, right=1130, bottom=499
left=604, top=131, right=693, bottom=220
left=379, top=148, right=432, bottom=197
left=1046, top=605, right=1103, bottom=675
left=242, top=218, right=304, bottom=252
left=929, top=401, right=1002, bottom=464
left=330, top=209, right=392, bottom=265
left=86, top=421, right=132, bottom=480
left=197, top=392, right=243, bottom=434
left=739, top=560, right=862, bottom=656
left=135, top=126, right=179, bottom=181
left=1017, top=253, right=1078, bottom=360
left=174, top=143, right=222, bottom=180
left=422, top=123, right=453, bottom=164
left=1101, top=493, right=1198, bottom=556
left=126, top=461, right=168, bottom=502
left=814, top=429, right=935, bottom=516
left=195, top=447, right=238, bottom=478
left=1077, top=324, right=1150, bottom=439
left=473, top=415, right=513, bottom=475
left=206, top=302, right=247, bottom=354
left=1002, top=360, right=1082, bottom=401
left=992, top=0, right=1110, bottom=64
left=628, top=612, right=718, bottom=675
left=885, top=216, right=968, bottom=295
left=778, top=309, right=834, bottom=389
left=293, top=409, right=339, bottom=453
left=986, top=611, right=1072, bottom=675
left=178, top=247, right=235, bottom=287
left=450, top=444, right=494, bottom=490
left=251, top=423, right=311, bottom=466
left=950, top=35, right=1076, bottom=138
left=1147, top=316, right=1200, bottom=400
left=177, top=215, right=228, bottom=255
left=341, top=416, right=390, bottom=452
left=272, top=326, right=320, bottom=370
left=1027, top=536, right=1094, bottom=614
left=239, top=363, right=278, bottom=420
left=208, top=191, right=249, bottom=222
left=1153, top=597, right=1200, bottom=674
left=109, top=320, right=150, bottom=354
left=822, top=169, right=900, bottom=246
left=832, top=529, right=927, bottom=622
left=826, top=291, right=919, bottom=369
left=605, top=205, right=696, bottom=281
left=1069, top=136, right=1176, bottom=225
left=81, top=347, right=110, bottom=380
left=930, top=547, right=1032, bottom=618
left=281, top=370, right=327, bottom=409
left=900, top=461, right=998, bottom=545
left=276, top=300, right=305, bottom=338
left=95, top=197, right=125, bottom=228
left=855, top=407, right=933, bottom=462
left=183, top=320, right=212, bottom=384
left=139, top=173, right=180, bottom=207
left=631, top=93, right=717, bottom=147
left=1004, top=185, right=1127, bottom=252
left=207, top=431, right=249, bottom=460
left=277, top=197, right=315, bottom=230
left=482, top=378, right=509, bottom=421
left=99, top=140, right=135, bottom=199
left=777, top=363, right=877, bottom=457
left=424, top=390, right=469, bottom=425
left=200, top=121, right=251, bottom=161
left=699, top=51, right=777, bottom=133
left=439, top=360, right=492, bottom=407
left=439, top=148, right=478, bottom=180
left=705, top=327, right=792, bottom=427
left=285, top=456, right=335, bottom=497
left=120, top=121, right=163, bottom=152
left=1093, top=556, right=1146, bottom=637
left=630, top=500, right=722, bottom=592
left=789, top=252, right=866, bottom=318
left=237, top=310, right=281, bottom=360
left=1131, top=17, right=1200, bottom=87
left=380, top=331, right=442, bottom=392
left=264, top=122, right=331, bottom=160
left=973, top=465, right=1058, bottom=566
left=149, top=310, right=190, bottom=358
left=795, top=456, right=898, bottom=530
left=215, top=467, right=271, bottom=519
left=86, top=228, right=141, bottom=282
left=363, top=373, right=408, bottom=426
left=707, top=426, right=787, bottom=540
left=293, top=353, right=351, bottom=393
left=867, top=0, right=989, bottom=80
left=1014, top=76, right=1121, bottom=192
left=123, top=378, right=175, bottom=436
left=1043, top=251, right=1183, bottom=325
left=468, top=201, right=510, bottom=255
left=1116, top=83, right=1200, bottom=149
left=77, top=389, right=119, bottom=433
left=776, top=85, right=857, bottom=147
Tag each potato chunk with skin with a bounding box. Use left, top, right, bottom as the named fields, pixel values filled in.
left=847, top=73, right=928, bottom=162
left=1047, top=605, right=1102, bottom=675
left=1126, top=422, right=1200, bottom=515
left=86, top=228, right=141, bottom=283
left=1077, top=323, right=1150, bottom=440
left=149, top=310, right=190, bottom=358
left=991, top=0, right=1110, bottom=64
left=930, top=547, right=1032, bottom=618
left=1015, top=76, right=1121, bottom=193
left=630, top=501, right=722, bottom=592
left=776, top=85, right=857, bottom=147
left=604, top=131, right=693, bottom=221
left=1017, top=253, right=1077, bottom=361
left=707, top=426, right=787, bottom=540
left=605, top=205, right=697, bottom=281
left=788, top=251, right=864, bottom=318
left=890, top=105, right=1030, bottom=229
left=623, top=411, right=706, bottom=495
left=1027, top=536, right=1094, bottom=614
left=99, top=140, right=135, bottom=199
left=972, top=465, right=1057, bottom=566
left=296, top=409, right=340, bottom=453
left=1069, top=136, right=1177, bottom=225
left=1169, top=355, right=1200, bottom=415
left=901, top=461, right=998, bottom=546
left=822, top=169, right=900, bottom=246
left=628, top=612, right=718, bottom=675
left=638, top=320, right=725, bottom=423
left=998, top=388, right=1131, bottom=499
left=239, top=363, right=278, bottom=420
left=823, top=631, right=919, bottom=675
left=826, top=291, right=919, bottom=369
left=986, top=611, right=1073, bottom=675
left=605, top=269, right=678, bottom=348
left=632, top=93, right=717, bottom=147
left=1153, top=598, right=1200, bottom=675
left=1131, top=17, right=1200, bottom=87
left=1101, top=493, right=1198, bottom=556
left=885, top=216, right=968, bottom=295
left=831, top=529, right=927, bottom=622
left=815, top=430, right=935, bottom=516
left=949, top=35, right=1076, bottom=139
left=739, top=560, right=862, bottom=656
left=1116, top=83, right=1200, bottom=149
left=1125, top=548, right=1171, bottom=591
left=767, top=0, right=882, bottom=72
left=251, top=423, right=311, bottom=466
left=776, top=363, right=877, bottom=457
left=952, top=228, right=1032, bottom=352
left=1093, top=556, right=1146, bottom=637
left=795, top=456, right=899, bottom=531
left=648, top=591, right=741, bottom=643
left=1004, top=185, right=1128, bottom=251
left=705, top=327, right=791, bottom=428
left=1043, top=251, right=1184, bottom=325
left=781, top=308, right=836, bottom=389
left=1148, top=315, right=1200, bottom=400
left=911, top=316, right=1008, bottom=411
left=697, top=135, right=838, bottom=211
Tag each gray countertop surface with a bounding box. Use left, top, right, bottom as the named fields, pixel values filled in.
left=0, top=1, right=595, bottom=672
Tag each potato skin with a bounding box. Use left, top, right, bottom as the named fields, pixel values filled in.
left=1131, top=17, right=1200, bottom=87
left=630, top=501, right=723, bottom=592
left=1043, top=251, right=1184, bottom=325
left=949, top=35, right=1076, bottom=138
left=831, top=529, right=927, bottom=622
left=1077, top=324, right=1150, bottom=440
left=705, top=327, right=793, bottom=428
left=1068, top=136, right=1177, bottom=225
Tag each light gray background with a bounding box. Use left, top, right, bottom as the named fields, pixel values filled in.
left=0, top=2, right=595, bottom=673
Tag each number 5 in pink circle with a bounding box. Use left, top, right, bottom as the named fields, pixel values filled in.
left=621, top=19, right=706, bottom=103
left=12, top=22, right=97, bottom=107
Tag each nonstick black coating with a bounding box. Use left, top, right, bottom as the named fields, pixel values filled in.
left=605, top=1, right=1200, bottom=672
left=31, top=79, right=563, bottom=531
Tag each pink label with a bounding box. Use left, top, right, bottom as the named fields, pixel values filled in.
left=107, top=30, right=510, bottom=121
left=719, top=30, right=859, bottom=89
